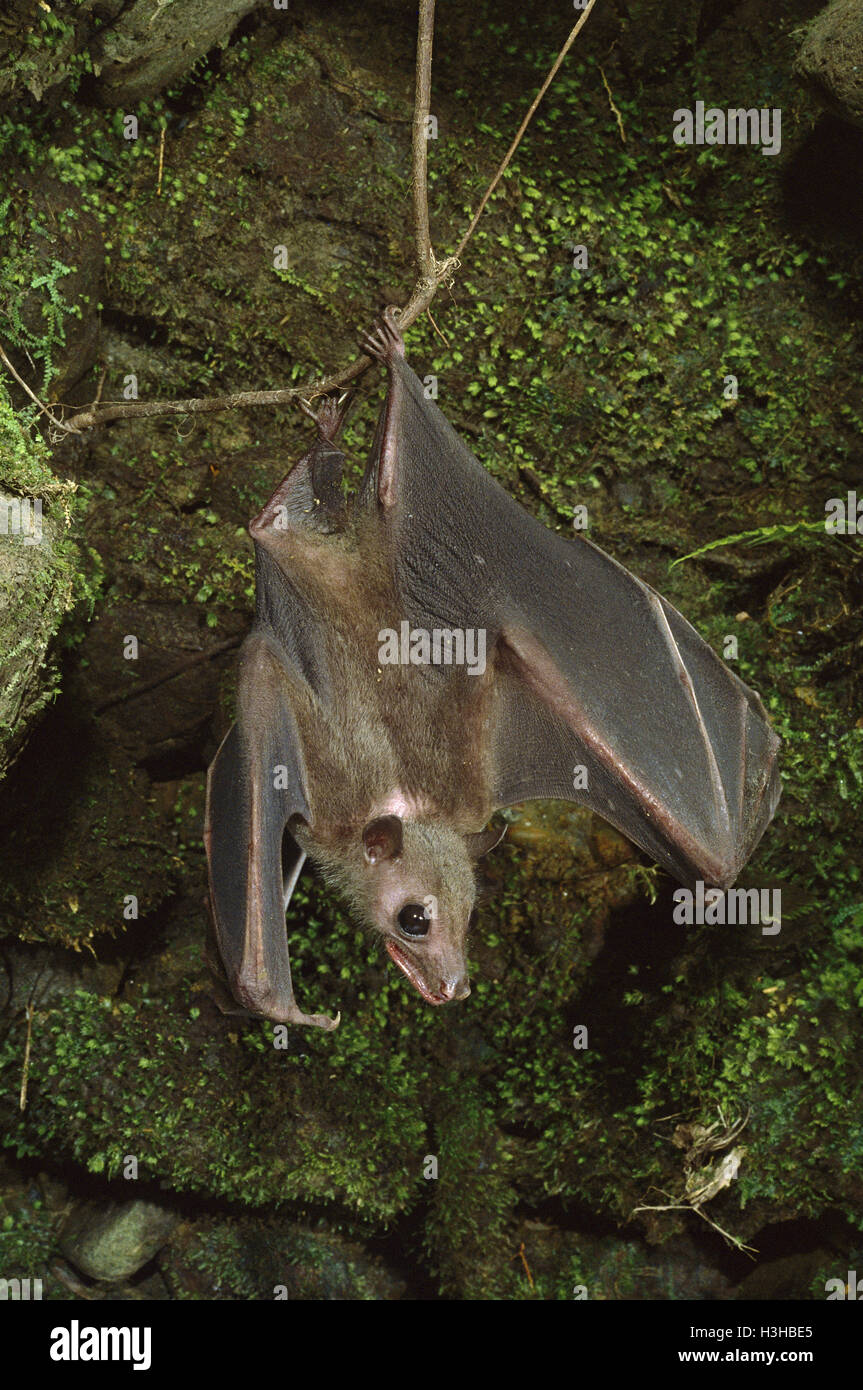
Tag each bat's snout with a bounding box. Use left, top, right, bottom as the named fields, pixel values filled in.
left=386, top=940, right=471, bottom=1005
left=438, top=974, right=471, bottom=1003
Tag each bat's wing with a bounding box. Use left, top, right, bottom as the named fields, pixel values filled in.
left=205, top=633, right=338, bottom=1029
left=361, top=312, right=780, bottom=889
left=205, top=411, right=347, bottom=1029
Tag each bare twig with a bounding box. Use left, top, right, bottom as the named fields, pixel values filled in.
left=0, top=342, right=82, bottom=435
left=516, top=1241, right=535, bottom=1290
left=413, top=0, right=435, bottom=280
left=64, top=381, right=363, bottom=433
left=599, top=65, right=626, bottom=143
left=630, top=1197, right=757, bottom=1256
left=19, top=1002, right=34, bottom=1112
left=157, top=122, right=166, bottom=197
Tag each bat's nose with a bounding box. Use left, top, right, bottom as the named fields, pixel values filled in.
left=439, top=976, right=471, bottom=1002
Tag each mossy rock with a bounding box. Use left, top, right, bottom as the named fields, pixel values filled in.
left=795, top=0, right=863, bottom=129
left=0, top=384, right=77, bottom=781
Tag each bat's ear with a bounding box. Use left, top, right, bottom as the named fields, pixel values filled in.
left=466, top=822, right=507, bottom=859
left=363, top=814, right=404, bottom=864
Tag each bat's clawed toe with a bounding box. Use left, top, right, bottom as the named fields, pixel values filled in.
left=360, top=305, right=405, bottom=364
left=299, top=392, right=353, bottom=444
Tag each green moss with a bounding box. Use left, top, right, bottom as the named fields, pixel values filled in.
left=171, top=1216, right=399, bottom=1300
left=0, top=1197, right=64, bottom=1298
left=0, top=976, right=427, bottom=1218
left=0, top=378, right=71, bottom=500
left=625, top=907, right=863, bottom=1225
left=423, top=1081, right=521, bottom=1299
left=0, top=184, right=84, bottom=393
left=0, top=7, right=88, bottom=105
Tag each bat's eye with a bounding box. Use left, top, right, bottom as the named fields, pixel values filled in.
left=398, top=903, right=430, bottom=938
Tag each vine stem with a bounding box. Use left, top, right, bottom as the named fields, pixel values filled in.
left=452, top=0, right=599, bottom=263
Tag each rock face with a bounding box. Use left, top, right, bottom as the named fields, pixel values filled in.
left=90, top=0, right=260, bottom=106
left=0, top=0, right=259, bottom=107
left=0, top=393, right=78, bottom=783
left=60, top=1199, right=178, bottom=1282
left=795, top=0, right=863, bottom=128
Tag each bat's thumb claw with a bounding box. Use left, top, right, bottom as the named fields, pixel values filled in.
left=298, top=1008, right=341, bottom=1031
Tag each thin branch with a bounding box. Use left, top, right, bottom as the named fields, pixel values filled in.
left=599, top=65, right=626, bottom=143
left=0, top=342, right=82, bottom=435
left=413, top=0, right=435, bottom=280
left=630, top=1199, right=757, bottom=1256
left=516, top=1241, right=535, bottom=1290
left=156, top=122, right=166, bottom=197
left=19, top=1002, right=34, bottom=1112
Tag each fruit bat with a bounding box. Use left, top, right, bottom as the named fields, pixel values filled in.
left=205, top=309, right=781, bottom=1029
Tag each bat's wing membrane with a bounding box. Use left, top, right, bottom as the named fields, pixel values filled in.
left=488, top=567, right=781, bottom=888
left=367, top=332, right=779, bottom=889
left=205, top=461, right=343, bottom=1028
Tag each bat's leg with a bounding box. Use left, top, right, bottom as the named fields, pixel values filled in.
left=358, top=308, right=409, bottom=508
left=298, top=392, right=352, bottom=522
left=253, top=396, right=350, bottom=534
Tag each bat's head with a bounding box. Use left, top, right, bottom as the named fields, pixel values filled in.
left=355, top=815, right=488, bottom=1006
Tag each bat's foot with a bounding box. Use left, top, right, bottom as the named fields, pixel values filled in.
left=261, top=1001, right=341, bottom=1031
left=360, top=305, right=405, bottom=364
left=299, top=391, right=352, bottom=443
left=236, top=981, right=342, bottom=1031
left=284, top=1008, right=341, bottom=1031
left=210, top=978, right=340, bottom=1031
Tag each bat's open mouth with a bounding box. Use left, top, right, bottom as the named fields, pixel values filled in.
left=386, top=940, right=447, bottom=1004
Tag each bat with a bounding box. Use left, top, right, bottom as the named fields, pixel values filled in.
left=204, top=309, right=781, bottom=1029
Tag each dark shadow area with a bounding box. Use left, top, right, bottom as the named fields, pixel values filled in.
left=782, top=117, right=863, bottom=319
left=567, top=878, right=688, bottom=1104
